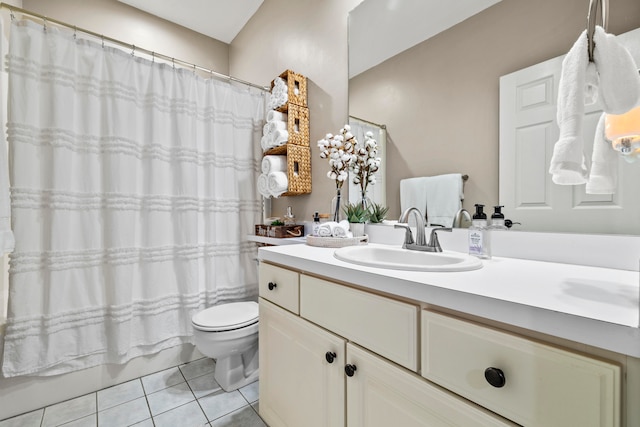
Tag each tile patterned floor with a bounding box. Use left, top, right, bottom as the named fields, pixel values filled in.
left=0, top=358, right=266, bottom=427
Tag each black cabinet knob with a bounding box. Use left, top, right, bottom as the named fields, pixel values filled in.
left=325, top=351, right=336, bottom=364
left=484, top=367, right=506, bottom=388
left=267, top=281, right=277, bottom=291
left=345, top=364, right=357, bottom=377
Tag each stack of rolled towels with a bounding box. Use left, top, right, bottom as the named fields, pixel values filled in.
left=268, top=77, right=289, bottom=110
left=258, top=155, right=288, bottom=198
left=317, top=220, right=353, bottom=238
left=261, top=110, right=289, bottom=151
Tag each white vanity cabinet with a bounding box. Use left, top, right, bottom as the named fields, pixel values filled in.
left=258, top=263, right=515, bottom=427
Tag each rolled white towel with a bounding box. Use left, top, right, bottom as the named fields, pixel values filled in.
left=270, top=129, right=289, bottom=148
left=267, top=110, right=288, bottom=122
left=267, top=171, right=288, bottom=197
left=269, top=77, right=288, bottom=110
left=317, top=222, right=334, bottom=237
left=257, top=173, right=270, bottom=198
left=331, top=220, right=350, bottom=237
left=260, top=133, right=273, bottom=151
left=263, top=120, right=287, bottom=136
left=262, top=155, right=287, bottom=174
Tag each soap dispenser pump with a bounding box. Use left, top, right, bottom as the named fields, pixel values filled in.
left=468, top=204, right=491, bottom=259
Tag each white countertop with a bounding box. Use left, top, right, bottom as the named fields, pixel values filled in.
left=258, top=243, right=640, bottom=358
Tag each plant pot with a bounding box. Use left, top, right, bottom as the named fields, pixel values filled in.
left=350, top=222, right=365, bottom=237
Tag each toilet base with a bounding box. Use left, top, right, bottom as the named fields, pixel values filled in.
left=214, top=342, right=259, bottom=392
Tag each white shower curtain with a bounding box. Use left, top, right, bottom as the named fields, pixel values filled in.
left=2, top=20, right=266, bottom=377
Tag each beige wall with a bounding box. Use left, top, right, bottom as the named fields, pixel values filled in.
left=350, top=0, right=640, bottom=219
left=23, top=0, right=229, bottom=74
left=231, top=0, right=361, bottom=223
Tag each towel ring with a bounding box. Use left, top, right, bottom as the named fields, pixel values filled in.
left=587, top=0, right=609, bottom=62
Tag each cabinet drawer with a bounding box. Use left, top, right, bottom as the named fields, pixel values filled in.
left=421, top=310, right=621, bottom=427
left=300, top=274, right=418, bottom=371
left=259, top=263, right=299, bottom=314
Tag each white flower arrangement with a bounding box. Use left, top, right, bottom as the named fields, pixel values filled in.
left=317, top=125, right=356, bottom=189
left=351, top=131, right=381, bottom=197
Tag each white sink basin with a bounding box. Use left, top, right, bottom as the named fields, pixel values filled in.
left=333, top=245, right=482, bottom=272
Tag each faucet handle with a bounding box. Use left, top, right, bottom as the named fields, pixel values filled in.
left=428, top=227, right=452, bottom=252
left=394, top=223, right=414, bottom=247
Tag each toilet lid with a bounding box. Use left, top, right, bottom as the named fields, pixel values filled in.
left=192, top=301, right=258, bottom=332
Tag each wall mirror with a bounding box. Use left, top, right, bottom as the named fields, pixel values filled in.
left=348, top=0, right=640, bottom=235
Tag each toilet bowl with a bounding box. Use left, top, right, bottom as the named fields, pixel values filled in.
left=191, top=301, right=259, bottom=392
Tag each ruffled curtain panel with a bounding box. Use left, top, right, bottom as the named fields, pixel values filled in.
left=2, top=20, right=266, bottom=377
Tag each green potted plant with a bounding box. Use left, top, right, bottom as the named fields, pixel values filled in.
left=368, top=203, right=389, bottom=224
left=343, top=202, right=368, bottom=237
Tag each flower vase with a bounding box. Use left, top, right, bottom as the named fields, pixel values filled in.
left=359, top=190, right=372, bottom=212
left=331, top=187, right=342, bottom=222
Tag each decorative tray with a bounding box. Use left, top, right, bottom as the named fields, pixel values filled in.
left=306, top=234, right=368, bottom=248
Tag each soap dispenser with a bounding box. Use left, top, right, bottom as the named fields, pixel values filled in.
left=489, top=206, right=508, bottom=230
left=284, top=206, right=295, bottom=226
left=468, top=204, right=491, bottom=259
left=312, top=212, right=320, bottom=236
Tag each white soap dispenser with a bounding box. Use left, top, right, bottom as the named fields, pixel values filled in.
left=468, top=204, right=491, bottom=259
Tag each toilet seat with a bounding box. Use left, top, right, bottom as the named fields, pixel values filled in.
left=192, top=301, right=259, bottom=332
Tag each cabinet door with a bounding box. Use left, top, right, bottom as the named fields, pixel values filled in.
left=259, top=298, right=345, bottom=427
left=346, top=343, right=516, bottom=427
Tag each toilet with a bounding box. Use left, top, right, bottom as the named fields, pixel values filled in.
left=191, top=301, right=259, bottom=392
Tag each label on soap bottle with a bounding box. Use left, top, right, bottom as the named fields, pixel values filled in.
left=469, top=230, right=484, bottom=256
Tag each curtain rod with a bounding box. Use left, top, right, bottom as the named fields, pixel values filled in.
left=0, top=2, right=270, bottom=92
left=349, top=115, right=387, bottom=129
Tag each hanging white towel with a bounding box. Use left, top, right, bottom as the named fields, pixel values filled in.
left=261, top=155, right=287, bottom=174
left=267, top=171, right=288, bottom=197
left=400, top=177, right=429, bottom=224
left=586, top=113, right=618, bottom=194
left=593, top=26, right=640, bottom=114
left=424, top=174, right=463, bottom=227
left=550, top=26, right=640, bottom=187
left=549, top=30, right=590, bottom=185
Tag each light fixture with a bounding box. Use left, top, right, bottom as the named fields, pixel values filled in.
left=604, top=106, right=640, bottom=162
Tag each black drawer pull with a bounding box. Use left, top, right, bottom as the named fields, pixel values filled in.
left=325, top=351, right=336, bottom=363
left=484, top=367, right=506, bottom=388
left=267, top=281, right=277, bottom=291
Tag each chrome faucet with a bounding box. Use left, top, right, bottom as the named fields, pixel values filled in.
left=394, top=207, right=453, bottom=252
